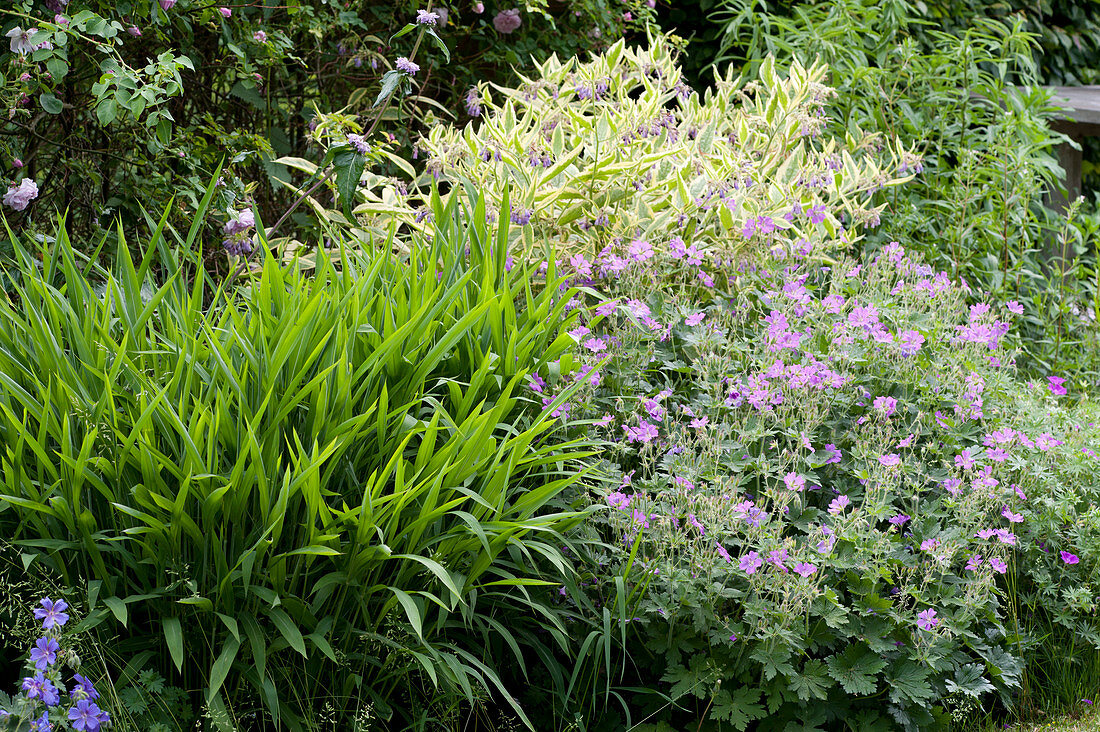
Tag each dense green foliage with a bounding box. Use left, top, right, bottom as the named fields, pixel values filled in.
left=703, top=0, right=1100, bottom=384
left=0, top=0, right=650, bottom=239
left=348, top=38, right=910, bottom=260
left=0, top=189, right=596, bottom=729
left=2, top=0, right=1100, bottom=729
left=358, top=39, right=1098, bottom=730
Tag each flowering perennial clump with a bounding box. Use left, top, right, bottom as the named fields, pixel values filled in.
left=522, top=224, right=1096, bottom=727
left=1, top=598, right=111, bottom=731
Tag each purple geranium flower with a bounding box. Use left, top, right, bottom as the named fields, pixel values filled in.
left=873, top=396, right=897, bottom=417
left=783, top=472, right=806, bottom=492
left=1061, top=551, right=1080, bottom=565
left=34, top=598, right=69, bottom=630
left=29, top=637, right=59, bottom=670
left=916, top=608, right=939, bottom=630
left=792, top=562, right=817, bottom=577
left=739, top=551, right=764, bottom=575
left=68, top=699, right=107, bottom=731
left=71, top=673, right=99, bottom=701
left=827, top=495, right=850, bottom=514
left=623, top=421, right=658, bottom=444
left=22, top=674, right=60, bottom=707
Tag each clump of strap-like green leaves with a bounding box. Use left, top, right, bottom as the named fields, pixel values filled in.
left=0, top=186, right=595, bottom=729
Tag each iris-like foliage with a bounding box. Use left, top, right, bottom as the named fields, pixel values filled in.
left=0, top=188, right=595, bottom=729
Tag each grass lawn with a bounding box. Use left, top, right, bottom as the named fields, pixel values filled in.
left=1005, top=706, right=1100, bottom=731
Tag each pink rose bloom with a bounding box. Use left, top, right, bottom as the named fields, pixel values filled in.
left=493, top=8, right=522, bottom=33
left=4, top=178, right=39, bottom=211
left=126, top=25, right=142, bottom=36
left=473, top=2, right=484, bottom=12
left=218, top=6, right=232, bottom=17
left=253, top=30, right=267, bottom=42
left=12, top=158, right=23, bottom=168
left=160, top=0, right=176, bottom=8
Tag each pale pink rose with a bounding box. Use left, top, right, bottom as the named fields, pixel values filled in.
left=493, top=8, right=521, bottom=33
left=4, top=179, right=39, bottom=211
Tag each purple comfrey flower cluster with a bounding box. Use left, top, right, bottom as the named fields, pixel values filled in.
left=465, top=87, right=482, bottom=117
left=510, top=208, right=533, bottom=226
left=395, top=57, right=420, bottom=75
left=222, top=208, right=256, bottom=256
left=415, top=9, right=439, bottom=25
left=347, top=133, right=370, bottom=154
left=573, top=78, right=611, bottom=102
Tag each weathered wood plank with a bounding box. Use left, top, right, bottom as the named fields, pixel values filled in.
left=1048, top=86, right=1100, bottom=126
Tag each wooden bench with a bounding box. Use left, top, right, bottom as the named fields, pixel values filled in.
left=1047, top=86, right=1100, bottom=214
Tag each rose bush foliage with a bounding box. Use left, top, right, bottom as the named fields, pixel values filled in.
left=0, top=0, right=651, bottom=242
